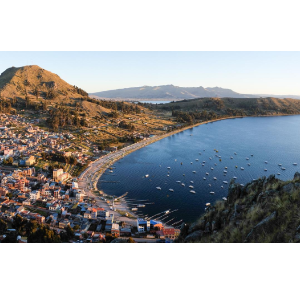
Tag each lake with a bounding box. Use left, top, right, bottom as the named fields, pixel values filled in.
left=98, top=115, right=300, bottom=225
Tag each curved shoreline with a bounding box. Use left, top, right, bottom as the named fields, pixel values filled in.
left=78, top=113, right=298, bottom=222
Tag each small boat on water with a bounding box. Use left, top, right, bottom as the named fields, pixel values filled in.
left=145, top=174, right=149, bottom=178
left=265, top=161, right=268, bottom=164
left=234, top=152, right=237, bottom=155
left=190, top=181, right=194, bottom=183
left=109, top=170, right=113, bottom=173
left=183, top=174, right=185, bottom=176
left=176, top=181, right=181, bottom=183
left=137, top=204, right=145, bottom=208
left=190, top=190, right=196, bottom=194
left=189, top=185, right=194, bottom=189
left=221, top=185, right=224, bottom=188
left=233, top=176, right=237, bottom=179
left=222, top=197, right=227, bottom=201
left=209, top=157, right=212, bottom=160
left=167, top=175, right=170, bottom=177
left=206, top=202, right=211, bottom=206
left=203, top=177, right=206, bottom=180
left=264, top=169, right=267, bottom=171
left=240, top=184, right=245, bottom=187
left=193, top=171, right=197, bottom=173
left=235, top=166, right=238, bottom=168
left=156, top=187, right=161, bottom=190
left=213, top=177, right=217, bottom=180
left=277, top=173, right=281, bottom=175
left=169, top=189, right=174, bottom=192
left=209, top=192, right=215, bottom=195
left=195, top=159, right=199, bottom=161
left=251, top=154, right=254, bottom=156
left=167, top=167, right=171, bottom=169
left=214, top=163, right=217, bottom=166
left=225, top=167, right=228, bottom=169
left=278, top=164, right=282, bottom=166
left=206, top=172, right=209, bottom=175
left=293, top=163, right=297, bottom=166
left=211, top=167, right=214, bottom=170
left=223, top=181, right=228, bottom=184
left=248, top=163, right=251, bottom=166
left=241, top=167, right=244, bottom=170
left=281, top=167, right=286, bottom=170
left=230, top=156, right=233, bottom=159
left=203, top=161, right=206, bottom=163
left=208, top=184, right=211, bottom=187
left=132, top=208, right=138, bottom=211
left=181, top=183, right=185, bottom=186
left=223, top=170, right=227, bottom=173
left=190, top=162, right=193, bottom=164
left=246, top=157, right=249, bottom=160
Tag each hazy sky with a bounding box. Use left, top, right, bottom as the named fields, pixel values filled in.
left=0, top=51, right=299, bottom=95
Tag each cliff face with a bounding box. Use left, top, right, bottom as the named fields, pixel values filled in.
left=178, top=172, right=300, bottom=243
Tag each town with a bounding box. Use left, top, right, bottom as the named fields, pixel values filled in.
left=0, top=113, right=181, bottom=243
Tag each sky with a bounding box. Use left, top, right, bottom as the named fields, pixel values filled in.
left=0, top=51, right=300, bottom=95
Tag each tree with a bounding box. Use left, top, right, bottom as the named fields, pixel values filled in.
left=0, top=219, right=8, bottom=234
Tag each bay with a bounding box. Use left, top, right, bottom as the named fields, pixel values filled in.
left=98, top=115, right=300, bottom=224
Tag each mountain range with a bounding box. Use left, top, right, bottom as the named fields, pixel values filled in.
left=90, top=85, right=300, bottom=100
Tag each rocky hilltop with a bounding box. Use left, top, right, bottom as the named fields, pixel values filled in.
left=0, top=65, right=87, bottom=100
left=178, top=172, right=300, bottom=243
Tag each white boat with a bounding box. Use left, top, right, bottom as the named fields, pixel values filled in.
left=195, top=159, right=199, bottom=161
left=278, top=164, right=282, bottom=166
left=233, top=176, right=237, bottom=179
left=264, top=169, right=267, bottom=171
left=241, top=167, right=244, bottom=170
left=281, top=167, right=286, bottom=170
left=203, top=161, right=206, bottom=163
left=176, top=181, right=181, bottom=183
left=203, top=177, right=206, bottom=180
left=208, top=184, right=211, bottom=187
left=206, top=203, right=211, bottom=206
left=189, top=185, right=194, bottom=189
left=209, top=192, right=215, bottom=195
left=169, top=189, right=174, bottom=192
left=206, top=172, right=209, bottom=175
left=223, top=170, right=227, bottom=173
left=181, top=183, right=185, bottom=186
left=209, top=157, right=212, bottom=160
left=246, top=157, right=249, bottom=160
left=167, top=175, right=170, bottom=177
left=145, top=174, right=149, bottom=178
left=211, top=167, right=214, bottom=170
left=230, top=156, right=233, bottom=159
left=190, top=181, right=194, bottom=183
left=109, top=170, right=113, bottom=173
left=234, top=152, right=237, bottom=155
left=213, top=177, right=217, bottom=180
left=222, top=197, right=227, bottom=201
left=277, top=173, right=281, bottom=175
left=137, top=204, right=145, bottom=208
left=202, top=164, right=205, bottom=166
left=190, top=162, right=193, bottom=164
left=225, top=167, right=228, bottom=169
left=248, top=163, right=251, bottom=166
left=165, top=210, right=170, bottom=214
left=221, top=185, right=224, bottom=188
left=190, top=190, right=196, bottom=194
left=167, top=167, right=171, bottom=169
left=223, top=181, right=228, bottom=184
left=265, top=161, right=268, bottom=164
left=293, top=163, right=297, bottom=165
left=240, top=184, right=244, bottom=187
left=214, top=163, right=217, bottom=166
left=251, top=154, right=254, bottom=156
left=156, top=187, right=161, bottom=190
left=192, top=171, right=197, bottom=173
left=132, top=208, right=138, bottom=211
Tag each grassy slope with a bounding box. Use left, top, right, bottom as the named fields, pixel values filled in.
left=178, top=173, right=300, bottom=243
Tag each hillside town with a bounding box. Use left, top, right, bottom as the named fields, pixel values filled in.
left=0, top=113, right=180, bottom=243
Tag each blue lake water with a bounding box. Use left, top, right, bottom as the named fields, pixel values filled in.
left=98, top=115, right=300, bottom=225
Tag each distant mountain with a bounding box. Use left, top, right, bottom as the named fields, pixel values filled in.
left=90, top=85, right=254, bottom=100
left=0, top=65, right=87, bottom=100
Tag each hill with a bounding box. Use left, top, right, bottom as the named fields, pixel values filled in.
left=90, top=85, right=253, bottom=100
left=152, top=97, right=300, bottom=119
left=178, top=173, right=300, bottom=243
left=0, top=65, right=88, bottom=100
